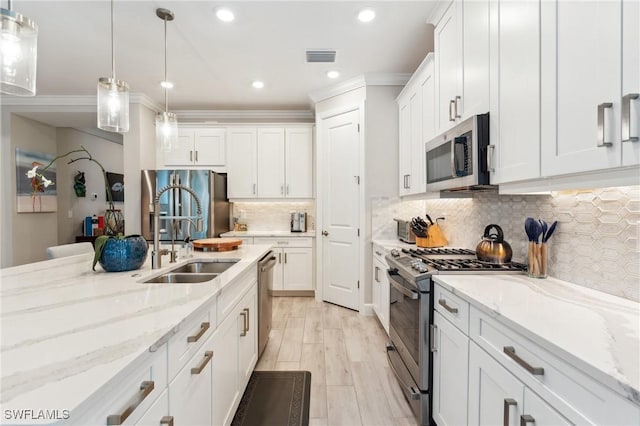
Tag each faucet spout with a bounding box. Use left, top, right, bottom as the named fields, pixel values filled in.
left=152, top=184, right=204, bottom=269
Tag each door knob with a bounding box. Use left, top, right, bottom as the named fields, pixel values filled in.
left=322, top=230, right=329, bottom=236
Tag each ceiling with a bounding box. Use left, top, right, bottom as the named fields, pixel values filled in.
left=14, top=1, right=437, bottom=111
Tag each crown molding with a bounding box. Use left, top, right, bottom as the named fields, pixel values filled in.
left=72, top=127, right=123, bottom=145
left=0, top=93, right=162, bottom=111
left=174, top=109, right=315, bottom=123
left=426, top=0, right=453, bottom=25
left=308, top=73, right=411, bottom=104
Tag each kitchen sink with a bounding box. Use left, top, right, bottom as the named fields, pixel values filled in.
left=143, top=273, right=219, bottom=284
left=169, top=259, right=239, bottom=274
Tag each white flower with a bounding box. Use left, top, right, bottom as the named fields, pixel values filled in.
left=42, top=177, right=54, bottom=188
left=26, top=165, right=38, bottom=178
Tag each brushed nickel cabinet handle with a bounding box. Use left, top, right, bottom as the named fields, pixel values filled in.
left=187, top=322, right=210, bottom=343
left=191, top=351, right=213, bottom=375
left=160, top=416, right=174, bottom=426
left=449, top=99, right=456, bottom=122
left=622, top=93, right=639, bottom=142
left=430, top=324, right=437, bottom=352
left=284, top=253, right=288, bottom=263
left=597, top=102, right=613, bottom=147
left=240, top=311, right=247, bottom=336
left=281, top=184, right=284, bottom=195
left=195, top=150, right=198, bottom=162
left=520, top=414, right=535, bottom=426
left=278, top=252, right=282, bottom=263
left=106, top=381, right=155, bottom=425
left=503, top=398, right=517, bottom=426
left=286, top=184, right=290, bottom=195
left=454, top=95, right=461, bottom=119
left=189, top=151, right=193, bottom=162
left=438, top=299, right=458, bottom=314
left=253, top=183, right=256, bottom=194
left=375, top=266, right=380, bottom=283
left=488, top=144, right=496, bottom=173
left=406, top=174, right=411, bottom=189
left=504, top=346, right=544, bottom=375
left=244, top=308, right=250, bottom=332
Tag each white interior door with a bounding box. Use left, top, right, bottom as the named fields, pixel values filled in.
left=321, top=109, right=360, bottom=311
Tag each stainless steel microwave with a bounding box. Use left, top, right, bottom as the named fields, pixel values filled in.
left=424, top=113, right=492, bottom=192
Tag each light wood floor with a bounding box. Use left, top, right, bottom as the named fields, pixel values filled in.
left=255, top=297, right=419, bottom=426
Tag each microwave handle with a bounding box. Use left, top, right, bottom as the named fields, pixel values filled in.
left=450, top=141, right=457, bottom=178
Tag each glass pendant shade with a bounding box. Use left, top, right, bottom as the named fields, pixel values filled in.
left=0, top=7, right=37, bottom=96
left=156, top=111, right=178, bottom=152
left=97, top=77, right=129, bottom=132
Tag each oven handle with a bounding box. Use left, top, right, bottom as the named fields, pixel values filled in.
left=386, top=344, right=421, bottom=400
left=388, top=272, right=420, bottom=300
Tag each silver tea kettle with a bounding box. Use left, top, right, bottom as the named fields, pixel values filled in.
left=476, top=224, right=513, bottom=264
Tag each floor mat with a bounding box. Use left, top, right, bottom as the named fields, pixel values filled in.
left=231, top=370, right=311, bottom=426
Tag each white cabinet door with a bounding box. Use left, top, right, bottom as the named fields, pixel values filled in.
left=238, top=286, right=258, bottom=387
left=285, top=127, right=313, bottom=198
left=523, top=387, right=572, bottom=426
left=622, top=0, right=640, bottom=166
left=164, top=128, right=196, bottom=166
left=257, top=128, right=286, bottom=198
left=468, top=341, right=524, bottom=426
left=283, top=247, right=313, bottom=290
left=462, top=0, right=490, bottom=118
left=135, top=389, right=169, bottom=426
left=169, top=340, right=214, bottom=426
left=489, top=0, right=541, bottom=184
left=212, top=309, right=240, bottom=426
left=541, top=0, right=623, bottom=176
left=433, top=311, right=469, bottom=426
left=227, top=128, right=257, bottom=198
left=372, top=259, right=381, bottom=322
left=194, top=128, right=226, bottom=166
left=421, top=56, right=436, bottom=143
left=435, top=1, right=462, bottom=133
left=372, top=257, right=389, bottom=334
left=409, top=88, right=425, bottom=194
left=398, top=98, right=412, bottom=196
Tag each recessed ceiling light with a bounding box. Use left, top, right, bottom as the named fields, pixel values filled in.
left=215, top=8, right=235, bottom=22
left=326, top=70, right=340, bottom=79
left=252, top=80, right=264, bottom=89
left=358, top=8, right=375, bottom=23
left=160, top=81, right=174, bottom=89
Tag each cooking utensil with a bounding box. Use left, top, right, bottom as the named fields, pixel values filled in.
left=476, top=224, right=513, bottom=264
left=539, top=219, right=548, bottom=243
left=425, top=214, right=434, bottom=225
left=543, top=221, right=557, bottom=242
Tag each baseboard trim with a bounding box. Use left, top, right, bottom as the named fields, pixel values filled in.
left=361, top=303, right=375, bottom=316
left=273, top=290, right=315, bottom=297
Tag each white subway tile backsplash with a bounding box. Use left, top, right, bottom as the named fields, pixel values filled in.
left=372, top=186, right=640, bottom=302
left=232, top=201, right=315, bottom=232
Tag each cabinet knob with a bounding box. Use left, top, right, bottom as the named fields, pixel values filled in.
left=322, top=230, right=329, bottom=236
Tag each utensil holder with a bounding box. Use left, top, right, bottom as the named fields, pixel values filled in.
left=528, top=242, right=548, bottom=278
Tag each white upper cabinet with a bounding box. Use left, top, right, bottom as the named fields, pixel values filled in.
left=227, top=127, right=258, bottom=198
left=622, top=0, right=640, bottom=166
left=163, top=127, right=226, bottom=167
left=540, top=1, right=623, bottom=175
left=398, top=97, right=412, bottom=196
left=257, top=128, right=286, bottom=198
left=435, top=0, right=489, bottom=134
left=285, top=127, right=314, bottom=198
left=488, top=0, right=541, bottom=184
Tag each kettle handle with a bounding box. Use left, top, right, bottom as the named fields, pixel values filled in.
left=483, top=224, right=504, bottom=242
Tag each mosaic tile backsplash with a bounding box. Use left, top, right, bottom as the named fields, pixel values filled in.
left=232, top=201, right=315, bottom=232
left=372, top=186, right=640, bottom=302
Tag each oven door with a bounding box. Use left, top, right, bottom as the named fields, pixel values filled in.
left=387, top=269, right=430, bottom=390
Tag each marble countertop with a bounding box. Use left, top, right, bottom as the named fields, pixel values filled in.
left=221, top=230, right=315, bottom=238
left=372, top=239, right=419, bottom=252
left=0, top=244, right=272, bottom=422
left=433, top=274, right=640, bottom=406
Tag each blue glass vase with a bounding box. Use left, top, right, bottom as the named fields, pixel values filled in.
left=99, top=235, right=149, bottom=272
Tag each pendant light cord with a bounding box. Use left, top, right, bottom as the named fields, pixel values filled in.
left=7, top=0, right=12, bottom=10
left=164, top=16, right=168, bottom=113
left=111, top=0, right=116, bottom=79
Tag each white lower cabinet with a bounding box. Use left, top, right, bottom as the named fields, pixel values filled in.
left=135, top=389, right=170, bottom=426
left=371, top=245, right=389, bottom=334
left=432, top=311, right=469, bottom=426
left=255, top=237, right=314, bottom=291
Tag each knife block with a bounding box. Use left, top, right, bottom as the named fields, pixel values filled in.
left=416, top=224, right=448, bottom=248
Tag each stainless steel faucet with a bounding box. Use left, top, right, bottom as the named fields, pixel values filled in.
left=152, top=184, right=203, bottom=269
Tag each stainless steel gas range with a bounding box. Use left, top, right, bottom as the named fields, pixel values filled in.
left=385, top=247, right=526, bottom=426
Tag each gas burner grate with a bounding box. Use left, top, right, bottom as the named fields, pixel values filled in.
left=403, top=247, right=476, bottom=256
left=423, top=258, right=527, bottom=272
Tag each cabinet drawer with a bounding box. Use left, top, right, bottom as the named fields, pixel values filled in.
left=470, top=307, right=640, bottom=425
left=217, top=268, right=257, bottom=324
left=372, top=244, right=388, bottom=265
left=255, top=237, right=312, bottom=248
left=168, top=304, right=215, bottom=381
left=71, top=345, right=168, bottom=426
left=434, top=284, right=469, bottom=335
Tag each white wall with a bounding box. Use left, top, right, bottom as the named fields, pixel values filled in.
left=9, top=115, right=58, bottom=266
left=56, top=128, right=124, bottom=244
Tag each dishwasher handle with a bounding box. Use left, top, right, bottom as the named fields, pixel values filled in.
left=259, top=253, right=277, bottom=272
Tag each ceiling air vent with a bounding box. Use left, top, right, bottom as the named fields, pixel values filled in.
left=306, top=50, right=336, bottom=63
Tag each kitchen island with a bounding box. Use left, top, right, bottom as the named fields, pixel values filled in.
left=0, top=244, right=272, bottom=425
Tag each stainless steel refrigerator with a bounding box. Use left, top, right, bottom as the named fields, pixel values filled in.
left=141, top=170, right=230, bottom=242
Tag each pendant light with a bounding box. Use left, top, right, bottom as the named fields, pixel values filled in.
left=0, top=0, right=38, bottom=96
left=155, top=8, right=177, bottom=152
left=97, top=0, right=129, bottom=133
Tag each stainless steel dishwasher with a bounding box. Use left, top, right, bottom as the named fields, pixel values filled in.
left=257, top=251, right=276, bottom=358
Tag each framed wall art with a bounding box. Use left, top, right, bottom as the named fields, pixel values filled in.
left=15, top=148, right=58, bottom=213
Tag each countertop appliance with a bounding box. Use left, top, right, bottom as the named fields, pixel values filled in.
left=258, top=251, right=277, bottom=358
left=385, top=247, right=526, bottom=425
left=394, top=218, right=416, bottom=244
left=290, top=211, right=307, bottom=232
left=424, top=113, right=493, bottom=192
left=141, top=170, right=230, bottom=242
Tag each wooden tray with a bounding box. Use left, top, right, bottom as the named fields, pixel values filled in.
left=192, top=238, right=242, bottom=252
